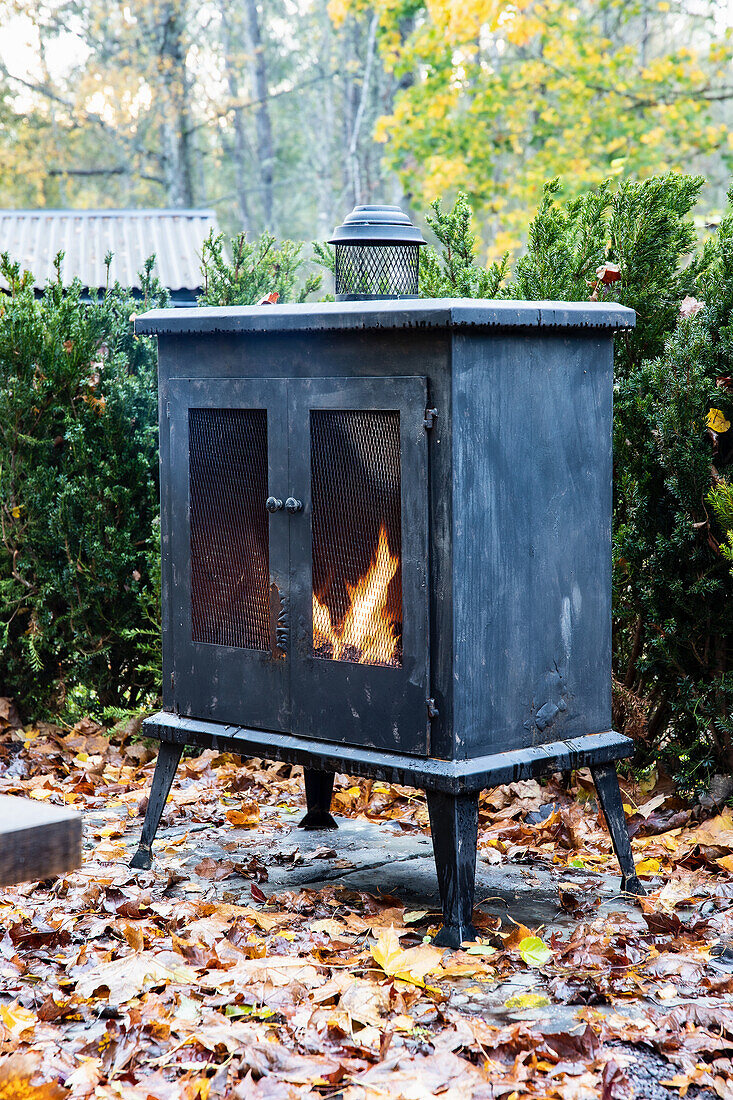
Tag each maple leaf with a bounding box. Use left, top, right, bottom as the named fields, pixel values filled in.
left=75, top=950, right=197, bottom=1002
left=0, top=1055, right=68, bottom=1099
left=370, top=925, right=443, bottom=985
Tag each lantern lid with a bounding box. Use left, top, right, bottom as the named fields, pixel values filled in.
left=329, top=204, right=426, bottom=246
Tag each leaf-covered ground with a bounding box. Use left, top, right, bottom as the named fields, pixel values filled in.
left=3, top=713, right=733, bottom=1099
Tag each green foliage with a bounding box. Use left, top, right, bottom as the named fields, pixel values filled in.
left=420, top=193, right=509, bottom=298
left=510, top=174, right=703, bottom=375
left=709, top=481, right=733, bottom=563
left=613, top=190, right=733, bottom=782
left=0, top=252, right=168, bottom=718
left=199, top=230, right=321, bottom=306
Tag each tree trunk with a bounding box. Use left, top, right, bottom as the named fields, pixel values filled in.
left=347, top=11, right=378, bottom=208
left=220, top=4, right=252, bottom=234
left=316, top=3, right=336, bottom=239
left=158, top=1, right=195, bottom=207
left=243, top=0, right=275, bottom=231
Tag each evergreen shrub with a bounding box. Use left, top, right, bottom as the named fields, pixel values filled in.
left=199, top=229, right=321, bottom=305
left=0, top=253, right=167, bottom=717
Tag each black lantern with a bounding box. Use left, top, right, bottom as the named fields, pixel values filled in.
left=329, top=204, right=426, bottom=301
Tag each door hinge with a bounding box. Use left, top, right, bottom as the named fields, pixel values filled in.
left=424, top=407, right=438, bottom=430
left=427, top=697, right=439, bottom=718
left=165, top=400, right=171, bottom=420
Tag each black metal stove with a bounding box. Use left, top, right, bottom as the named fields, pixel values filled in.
left=131, top=296, right=641, bottom=946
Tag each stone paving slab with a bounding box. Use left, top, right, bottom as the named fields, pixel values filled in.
left=117, top=808, right=676, bottom=1028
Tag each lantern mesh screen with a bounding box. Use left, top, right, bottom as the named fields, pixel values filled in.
left=311, top=410, right=403, bottom=668
left=188, top=407, right=270, bottom=651
left=335, top=243, right=419, bottom=298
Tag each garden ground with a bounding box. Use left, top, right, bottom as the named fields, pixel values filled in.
left=3, top=712, right=733, bottom=1098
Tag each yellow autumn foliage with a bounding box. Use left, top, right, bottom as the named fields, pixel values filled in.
left=332, top=0, right=733, bottom=259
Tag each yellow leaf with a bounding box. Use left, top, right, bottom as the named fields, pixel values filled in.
left=707, top=408, right=731, bottom=433
left=518, top=935, right=552, bottom=968
left=504, top=992, right=551, bottom=1010
left=370, top=925, right=443, bottom=986
left=0, top=1054, right=68, bottom=1099
left=0, top=1002, right=37, bottom=1039
left=636, top=857, right=662, bottom=876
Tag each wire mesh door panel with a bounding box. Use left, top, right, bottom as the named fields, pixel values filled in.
left=189, top=407, right=270, bottom=651
left=311, top=410, right=403, bottom=669
left=289, top=377, right=430, bottom=756
left=166, top=378, right=290, bottom=731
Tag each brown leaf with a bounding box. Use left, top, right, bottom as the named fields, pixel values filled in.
left=75, top=950, right=197, bottom=1002
left=602, top=1060, right=633, bottom=1100
left=194, top=857, right=236, bottom=880
left=0, top=697, right=22, bottom=729
left=542, top=1025, right=600, bottom=1063
left=339, top=978, right=390, bottom=1026
left=121, top=922, right=145, bottom=951
left=234, top=856, right=268, bottom=881
left=596, top=262, right=621, bottom=285
left=226, top=802, right=260, bottom=827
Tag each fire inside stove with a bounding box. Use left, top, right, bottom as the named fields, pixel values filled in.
left=310, top=410, right=402, bottom=668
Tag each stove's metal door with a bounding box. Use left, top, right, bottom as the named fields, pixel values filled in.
left=288, top=377, right=430, bottom=755
left=166, top=378, right=290, bottom=730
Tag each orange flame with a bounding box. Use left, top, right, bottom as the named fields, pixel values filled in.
left=313, top=524, right=400, bottom=666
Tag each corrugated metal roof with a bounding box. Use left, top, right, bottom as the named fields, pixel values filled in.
left=0, top=209, right=219, bottom=293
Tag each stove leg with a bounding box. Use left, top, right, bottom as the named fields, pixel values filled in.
left=590, top=761, right=646, bottom=896
left=129, top=741, right=184, bottom=869
left=299, top=769, right=338, bottom=830
left=427, top=789, right=479, bottom=948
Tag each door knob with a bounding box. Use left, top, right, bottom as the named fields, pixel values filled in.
left=266, top=497, right=284, bottom=513
left=285, top=497, right=303, bottom=514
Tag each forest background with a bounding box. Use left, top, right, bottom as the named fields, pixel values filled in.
left=1, top=0, right=733, bottom=253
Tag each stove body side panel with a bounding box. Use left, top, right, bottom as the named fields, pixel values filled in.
left=451, top=329, right=614, bottom=760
